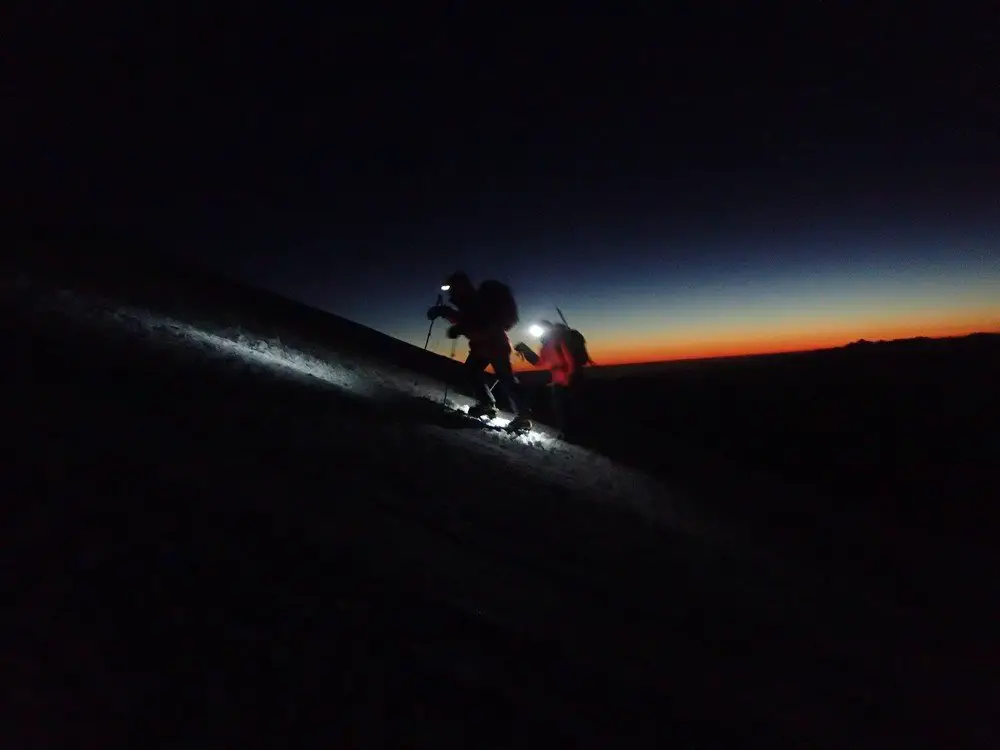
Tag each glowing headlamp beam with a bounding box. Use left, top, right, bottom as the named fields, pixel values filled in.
left=441, top=284, right=450, bottom=291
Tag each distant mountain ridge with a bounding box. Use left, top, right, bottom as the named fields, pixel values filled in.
left=584, top=332, right=1000, bottom=380
left=842, top=332, right=1000, bottom=348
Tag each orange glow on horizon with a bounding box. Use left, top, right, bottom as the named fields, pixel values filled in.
left=591, top=318, right=1000, bottom=367
left=504, top=315, right=999, bottom=371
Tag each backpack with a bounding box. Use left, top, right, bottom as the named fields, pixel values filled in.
left=476, top=280, right=519, bottom=331
left=561, top=327, right=593, bottom=369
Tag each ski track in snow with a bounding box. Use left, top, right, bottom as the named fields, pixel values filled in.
left=21, top=283, right=711, bottom=538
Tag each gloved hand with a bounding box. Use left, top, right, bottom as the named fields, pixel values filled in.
left=446, top=324, right=461, bottom=339
left=514, top=341, right=539, bottom=365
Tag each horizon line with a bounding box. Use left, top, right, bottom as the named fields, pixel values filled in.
left=507, top=330, right=1000, bottom=372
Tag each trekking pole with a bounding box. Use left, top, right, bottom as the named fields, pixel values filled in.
left=442, top=337, right=458, bottom=406
left=423, top=293, right=444, bottom=350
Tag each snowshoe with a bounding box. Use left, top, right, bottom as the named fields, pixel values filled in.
left=467, top=402, right=498, bottom=420
left=505, top=415, right=532, bottom=433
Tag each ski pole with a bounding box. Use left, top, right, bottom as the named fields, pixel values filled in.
left=442, top=336, right=458, bottom=405
left=423, top=293, right=443, bottom=350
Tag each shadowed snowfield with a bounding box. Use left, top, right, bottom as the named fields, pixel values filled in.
left=4, top=273, right=996, bottom=749
left=19, top=282, right=704, bottom=531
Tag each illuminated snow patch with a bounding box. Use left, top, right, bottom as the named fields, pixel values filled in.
left=454, top=403, right=510, bottom=428
left=173, top=324, right=359, bottom=390
left=63, top=296, right=364, bottom=394
left=514, top=429, right=552, bottom=446
left=453, top=403, right=553, bottom=445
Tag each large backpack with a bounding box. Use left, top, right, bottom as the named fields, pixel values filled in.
left=476, top=280, right=519, bottom=331
left=561, top=327, right=593, bottom=369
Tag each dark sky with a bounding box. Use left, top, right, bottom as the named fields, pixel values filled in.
left=8, top=6, right=1000, bottom=361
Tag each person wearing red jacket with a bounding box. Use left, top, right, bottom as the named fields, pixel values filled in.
left=514, top=322, right=580, bottom=439
left=427, top=271, right=531, bottom=430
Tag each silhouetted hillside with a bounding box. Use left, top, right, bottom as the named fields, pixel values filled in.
left=2, top=217, right=466, bottom=385
left=565, top=329, right=1000, bottom=577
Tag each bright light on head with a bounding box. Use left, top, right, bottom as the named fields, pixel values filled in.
left=441, top=284, right=451, bottom=291
left=528, top=324, right=545, bottom=338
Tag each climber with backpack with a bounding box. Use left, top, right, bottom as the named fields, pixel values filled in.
left=514, top=317, right=593, bottom=441
left=427, top=271, right=532, bottom=431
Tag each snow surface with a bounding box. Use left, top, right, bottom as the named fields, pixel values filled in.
left=22, top=280, right=712, bottom=539
left=8, top=275, right=992, bottom=748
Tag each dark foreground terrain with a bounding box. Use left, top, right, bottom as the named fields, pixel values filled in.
left=3, top=231, right=998, bottom=748
left=544, top=333, right=1000, bottom=607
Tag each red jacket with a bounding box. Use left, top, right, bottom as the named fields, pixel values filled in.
left=538, top=338, right=576, bottom=386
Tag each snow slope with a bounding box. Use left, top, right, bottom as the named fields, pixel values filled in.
left=4, top=273, right=995, bottom=749
left=14, top=279, right=702, bottom=533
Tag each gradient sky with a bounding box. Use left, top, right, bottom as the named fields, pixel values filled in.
left=8, top=7, right=999, bottom=365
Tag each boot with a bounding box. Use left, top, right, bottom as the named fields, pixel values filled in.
left=506, top=415, right=533, bottom=432
left=467, top=402, right=498, bottom=420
